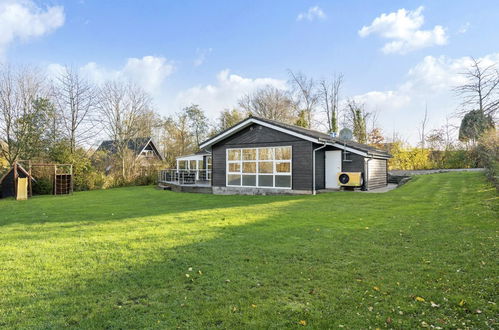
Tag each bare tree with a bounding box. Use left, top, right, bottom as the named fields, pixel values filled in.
left=0, top=66, right=47, bottom=165
left=454, top=57, right=499, bottom=117
left=238, top=86, right=295, bottom=123
left=319, top=73, right=343, bottom=133
left=288, top=70, right=318, bottom=128
left=52, top=66, right=97, bottom=152
left=98, top=81, right=151, bottom=179
left=417, top=104, right=429, bottom=149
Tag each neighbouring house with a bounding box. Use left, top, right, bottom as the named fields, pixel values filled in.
left=95, top=137, right=164, bottom=174
left=160, top=116, right=391, bottom=194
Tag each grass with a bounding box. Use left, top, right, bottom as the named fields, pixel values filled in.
left=0, top=172, right=497, bottom=329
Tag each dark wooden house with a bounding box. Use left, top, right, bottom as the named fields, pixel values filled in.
left=198, top=116, right=391, bottom=194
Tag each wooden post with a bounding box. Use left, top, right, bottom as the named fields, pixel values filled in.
left=70, top=164, right=74, bottom=194
left=28, top=160, right=32, bottom=197
left=54, top=164, right=57, bottom=195
left=13, top=162, right=18, bottom=198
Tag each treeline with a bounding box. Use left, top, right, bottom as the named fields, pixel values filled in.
left=0, top=58, right=497, bottom=191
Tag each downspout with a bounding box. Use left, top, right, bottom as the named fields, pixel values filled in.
left=364, top=154, right=374, bottom=191
left=312, top=141, right=328, bottom=195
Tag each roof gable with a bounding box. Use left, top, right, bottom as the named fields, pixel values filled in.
left=96, top=137, right=164, bottom=161
left=200, top=116, right=391, bottom=158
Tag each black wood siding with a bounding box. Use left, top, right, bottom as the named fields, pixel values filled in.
left=0, top=170, right=14, bottom=198
left=211, top=124, right=315, bottom=190
left=313, top=143, right=325, bottom=190
left=318, top=147, right=387, bottom=190
left=367, top=158, right=387, bottom=190
left=341, top=152, right=365, bottom=173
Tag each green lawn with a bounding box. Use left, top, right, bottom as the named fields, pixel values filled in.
left=0, top=172, right=497, bottom=329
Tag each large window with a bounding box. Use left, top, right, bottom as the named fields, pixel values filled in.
left=226, top=146, right=292, bottom=189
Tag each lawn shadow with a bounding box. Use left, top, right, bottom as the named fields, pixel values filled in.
left=0, top=185, right=306, bottom=227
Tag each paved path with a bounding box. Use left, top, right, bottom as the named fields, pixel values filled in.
left=389, top=168, right=484, bottom=176
left=360, top=183, right=398, bottom=193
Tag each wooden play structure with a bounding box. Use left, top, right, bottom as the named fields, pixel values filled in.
left=0, top=161, right=73, bottom=199
left=0, top=162, right=35, bottom=200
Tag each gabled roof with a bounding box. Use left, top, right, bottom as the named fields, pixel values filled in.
left=96, top=137, right=164, bottom=161
left=0, top=163, right=36, bottom=183
left=200, top=116, right=391, bottom=159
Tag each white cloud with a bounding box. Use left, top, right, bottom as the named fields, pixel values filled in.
left=0, top=0, right=65, bottom=58
left=350, top=53, right=499, bottom=143
left=175, top=69, right=286, bottom=116
left=297, top=6, right=326, bottom=22
left=193, top=48, right=212, bottom=67
left=358, top=6, right=447, bottom=54
left=71, top=56, right=174, bottom=94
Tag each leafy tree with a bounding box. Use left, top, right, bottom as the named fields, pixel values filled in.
left=476, top=130, right=499, bottom=190
left=185, top=104, right=210, bottom=146
left=458, top=110, right=495, bottom=144
left=0, top=66, right=47, bottom=164
left=367, top=127, right=384, bottom=148
left=217, top=108, right=245, bottom=131
left=295, top=110, right=309, bottom=128
left=161, top=112, right=195, bottom=166
left=346, top=100, right=368, bottom=144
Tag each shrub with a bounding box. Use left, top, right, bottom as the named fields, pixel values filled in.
left=32, top=177, right=53, bottom=195
left=476, top=130, right=498, bottom=190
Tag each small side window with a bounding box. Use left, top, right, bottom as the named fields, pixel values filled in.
left=342, top=151, right=352, bottom=162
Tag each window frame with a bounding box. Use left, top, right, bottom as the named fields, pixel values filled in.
left=226, top=146, right=292, bottom=189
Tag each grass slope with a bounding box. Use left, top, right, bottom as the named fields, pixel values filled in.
left=0, top=172, right=497, bottom=329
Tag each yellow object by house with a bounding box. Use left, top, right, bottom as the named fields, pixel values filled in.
left=16, top=177, right=28, bottom=200
left=337, top=172, right=363, bottom=187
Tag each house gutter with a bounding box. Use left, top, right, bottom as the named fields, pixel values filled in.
left=312, top=141, right=328, bottom=195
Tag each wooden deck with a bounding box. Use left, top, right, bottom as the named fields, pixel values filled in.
left=158, top=181, right=212, bottom=194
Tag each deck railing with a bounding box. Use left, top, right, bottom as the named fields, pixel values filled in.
left=158, top=169, right=212, bottom=185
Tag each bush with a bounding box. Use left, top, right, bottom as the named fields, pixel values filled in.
left=476, top=130, right=498, bottom=190
left=32, top=177, right=53, bottom=195
left=388, top=142, right=432, bottom=170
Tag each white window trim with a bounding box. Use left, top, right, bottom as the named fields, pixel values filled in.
left=226, top=146, right=292, bottom=189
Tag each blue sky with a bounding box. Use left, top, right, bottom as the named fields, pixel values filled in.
left=2, top=0, right=499, bottom=143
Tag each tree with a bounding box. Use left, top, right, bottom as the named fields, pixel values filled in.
left=135, top=109, right=162, bottom=142
left=238, top=86, right=295, bottom=123
left=185, top=104, right=210, bottom=146
left=217, top=108, right=245, bottom=131
left=288, top=70, right=318, bottom=129
left=0, top=66, right=47, bottom=165
left=319, top=74, right=343, bottom=133
left=458, top=109, right=495, bottom=144
left=426, top=128, right=446, bottom=151
left=346, top=99, right=369, bottom=144
left=454, top=57, right=499, bottom=117
left=98, top=81, right=151, bottom=179
left=417, top=105, right=429, bottom=149
left=52, top=66, right=97, bottom=153
left=161, top=112, right=195, bottom=166
left=295, top=110, right=309, bottom=128
left=368, top=127, right=384, bottom=148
